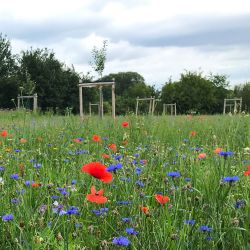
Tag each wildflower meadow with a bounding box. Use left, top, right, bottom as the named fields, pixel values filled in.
left=0, top=111, right=250, bottom=249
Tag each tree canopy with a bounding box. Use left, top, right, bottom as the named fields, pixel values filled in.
left=0, top=34, right=249, bottom=114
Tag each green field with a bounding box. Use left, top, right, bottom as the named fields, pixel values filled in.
left=0, top=111, right=250, bottom=249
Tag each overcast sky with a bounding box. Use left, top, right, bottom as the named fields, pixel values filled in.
left=1, top=0, right=250, bottom=88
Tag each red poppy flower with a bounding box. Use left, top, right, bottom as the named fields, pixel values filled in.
left=155, top=194, right=170, bottom=205
left=214, top=148, right=223, bottom=154
left=102, top=153, right=110, bottom=159
left=92, top=134, right=101, bottom=142
left=86, top=186, right=107, bottom=204
left=190, top=131, right=196, bottom=137
left=108, top=143, right=117, bottom=152
left=121, top=121, right=129, bottom=127
left=198, top=153, right=206, bottom=159
left=81, top=162, right=112, bottom=183
left=243, top=166, right=250, bottom=176
left=140, top=206, right=149, bottom=214
left=73, top=138, right=82, bottom=144
left=32, top=182, right=41, bottom=187
left=1, top=130, right=8, bottom=137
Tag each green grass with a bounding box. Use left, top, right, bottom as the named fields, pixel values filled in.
left=0, top=110, right=250, bottom=249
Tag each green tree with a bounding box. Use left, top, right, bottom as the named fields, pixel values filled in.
left=101, top=72, right=156, bottom=114
left=90, top=40, right=108, bottom=79
left=19, top=48, right=80, bottom=112
left=0, top=34, right=18, bottom=108
left=161, top=71, right=227, bottom=114
left=234, top=82, right=250, bottom=112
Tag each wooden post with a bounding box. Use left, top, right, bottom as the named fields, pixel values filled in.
left=89, top=102, right=91, bottom=116
left=33, top=93, right=38, bottom=112
left=17, top=95, right=20, bottom=109
left=79, top=86, right=83, bottom=118
left=163, top=104, right=165, bottom=115
left=99, top=86, right=103, bottom=119
left=111, top=82, right=115, bottom=119
left=136, top=97, right=139, bottom=116
left=149, top=96, right=152, bottom=114
left=175, top=103, right=177, bottom=116
left=223, top=99, right=226, bottom=114
left=152, top=97, right=155, bottom=115
left=239, top=98, right=242, bottom=113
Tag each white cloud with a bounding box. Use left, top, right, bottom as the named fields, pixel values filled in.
left=2, top=0, right=250, bottom=87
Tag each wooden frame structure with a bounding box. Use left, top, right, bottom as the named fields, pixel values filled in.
left=135, top=96, right=155, bottom=116
left=223, top=98, right=242, bottom=114
left=79, top=81, right=115, bottom=119
left=89, top=102, right=100, bottom=116
left=163, top=103, right=176, bottom=116
left=17, top=93, right=38, bottom=112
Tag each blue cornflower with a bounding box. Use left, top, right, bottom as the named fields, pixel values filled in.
left=33, top=163, right=42, bottom=169
left=167, top=171, right=181, bottom=177
left=126, top=227, right=139, bottom=235
left=91, top=208, right=108, bottom=216
left=25, top=180, right=34, bottom=186
left=120, top=177, right=131, bottom=182
left=71, top=180, right=76, bottom=185
left=219, top=151, right=234, bottom=158
left=0, top=166, right=5, bottom=171
left=107, top=163, right=123, bottom=172
left=66, top=206, right=80, bottom=215
left=30, top=159, right=36, bottom=163
left=116, top=201, right=132, bottom=205
left=135, top=167, right=142, bottom=175
left=122, top=217, right=131, bottom=222
left=184, top=220, right=196, bottom=225
left=134, top=153, right=140, bottom=158
left=10, top=174, right=19, bottom=180
left=51, top=195, right=59, bottom=199
left=113, top=236, right=130, bottom=246
left=223, top=176, right=239, bottom=183
left=15, top=149, right=21, bottom=153
left=2, top=214, right=14, bottom=221
left=52, top=204, right=66, bottom=215
left=199, top=225, right=213, bottom=232
left=131, top=159, right=137, bottom=164
left=235, top=200, right=245, bottom=209
left=135, top=180, right=144, bottom=187
left=11, top=198, right=20, bottom=205
left=114, top=155, right=123, bottom=161
left=185, top=178, right=192, bottom=182
left=39, top=204, right=47, bottom=214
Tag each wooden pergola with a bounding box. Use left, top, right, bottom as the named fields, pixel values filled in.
left=223, top=98, right=242, bottom=114
left=17, top=93, right=38, bottom=112
left=79, top=81, right=115, bottom=119
left=89, top=102, right=100, bottom=116
left=163, top=103, right=176, bottom=116
left=135, top=96, right=155, bottom=116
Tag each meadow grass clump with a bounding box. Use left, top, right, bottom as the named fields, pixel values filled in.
left=0, top=111, right=249, bottom=249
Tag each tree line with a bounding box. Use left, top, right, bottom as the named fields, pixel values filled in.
left=0, top=34, right=249, bottom=114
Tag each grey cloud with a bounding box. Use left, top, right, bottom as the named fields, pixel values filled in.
left=104, top=14, right=250, bottom=48
left=1, top=15, right=110, bottom=43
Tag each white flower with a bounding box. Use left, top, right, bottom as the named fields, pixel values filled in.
left=0, top=177, right=4, bottom=185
